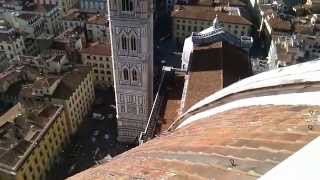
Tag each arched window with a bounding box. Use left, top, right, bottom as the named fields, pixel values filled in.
left=130, top=35, right=137, bottom=51
left=121, top=35, right=127, bottom=50
left=123, top=68, right=129, bottom=80
left=132, top=69, right=138, bottom=81
left=129, top=0, right=133, bottom=11
left=121, top=0, right=133, bottom=11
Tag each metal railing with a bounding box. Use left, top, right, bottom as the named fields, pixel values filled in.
left=138, top=68, right=168, bottom=144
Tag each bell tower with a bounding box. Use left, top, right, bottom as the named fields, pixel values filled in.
left=107, top=0, right=154, bottom=143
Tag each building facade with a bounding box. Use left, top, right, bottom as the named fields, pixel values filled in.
left=20, top=66, right=95, bottom=135
left=80, top=43, right=113, bottom=87
left=171, top=5, right=253, bottom=43
left=80, top=0, right=107, bottom=13
left=0, top=103, right=70, bottom=180
left=108, top=0, right=154, bottom=143
left=86, top=14, right=109, bottom=42
left=0, top=32, right=25, bottom=59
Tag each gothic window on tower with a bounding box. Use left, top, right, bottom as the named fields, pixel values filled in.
left=130, top=35, right=137, bottom=51
left=121, top=35, right=128, bottom=50
left=132, top=69, right=138, bottom=81
left=123, top=68, right=129, bottom=81
left=121, top=0, right=133, bottom=11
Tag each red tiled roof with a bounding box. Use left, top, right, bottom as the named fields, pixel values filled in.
left=80, top=43, right=112, bottom=56
left=182, top=42, right=250, bottom=112
left=268, top=17, right=292, bottom=32
left=183, top=43, right=224, bottom=112
left=68, top=105, right=320, bottom=179
left=171, top=5, right=253, bottom=25
left=87, top=14, right=106, bottom=25
left=159, top=74, right=185, bottom=133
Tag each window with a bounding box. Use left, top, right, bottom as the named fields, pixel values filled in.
left=130, top=35, right=137, bottom=51
left=121, top=35, right=127, bottom=50
left=121, top=0, right=133, bottom=11
left=132, top=69, right=137, bottom=81
left=123, top=68, right=129, bottom=80
left=107, top=71, right=111, bottom=75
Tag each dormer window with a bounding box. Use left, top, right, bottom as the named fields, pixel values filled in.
left=121, top=0, right=133, bottom=11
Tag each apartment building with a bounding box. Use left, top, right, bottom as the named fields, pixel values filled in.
left=80, top=43, right=113, bottom=87
left=20, top=66, right=95, bottom=134
left=171, top=5, right=253, bottom=43
left=34, top=0, right=78, bottom=15
left=23, top=4, right=63, bottom=35
left=52, top=66, right=95, bottom=133
left=62, top=10, right=84, bottom=30
left=86, top=14, right=109, bottom=42
left=80, top=0, right=107, bottom=13
left=17, top=54, right=69, bottom=74
left=0, top=103, right=69, bottom=180
left=53, top=27, right=86, bottom=51
left=0, top=25, right=26, bottom=59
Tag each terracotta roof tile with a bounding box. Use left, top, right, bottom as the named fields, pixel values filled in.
left=171, top=5, right=253, bottom=25
left=69, top=105, right=320, bottom=179
left=159, top=74, right=185, bottom=133
left=182, top=42, right=250, bottom=112
left=80, top=43, right=112, bottom=57
left=87, top=14, right=106, bottom=25
left=268, top=17, right=292, bottom=32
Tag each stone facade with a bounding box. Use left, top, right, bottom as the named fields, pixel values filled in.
left=108, top=0, right=154, bottom=143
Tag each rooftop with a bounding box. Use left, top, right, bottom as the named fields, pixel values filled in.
left=158, top=70, right=185, bottom=133
left=80, top=43, right=111, bottom=57
left=63, top=9, right=83, bottom=21
left=54, top=27, right=83, bottom=43
left=52, top=65, right=91, bottom=100
left=22, top=4, right=56, bottom=13
left=69, top=60, right=320, bottom=180
left=17, top=13, right=38, bottom=21
left=32, top=76, right=60, bottom=89
left=268, top=16, right=292, bottom=33
left=71, top=105, right=320, bottom=179
left=195, top=0, right=247, bottom=7
left=0, top=32, right=20, bottom=42
left=171, top=5, right=252, bottom=25
left=0, top=103, right=63, bottom=172
left=87, top=14, right=106, bottom=25
left=182, top=41, right=250, bottom=112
